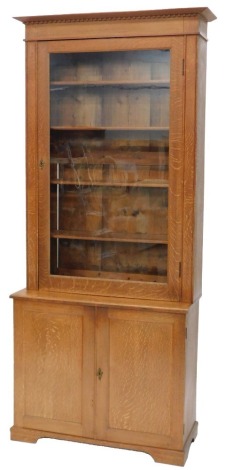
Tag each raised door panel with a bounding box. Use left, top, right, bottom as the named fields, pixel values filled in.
left=14, top=299, right=95, bottom=437
left=96, top=308, right=185, bottom=449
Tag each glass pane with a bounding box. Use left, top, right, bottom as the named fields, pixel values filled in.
left=50, top=50, right=170, bottom=283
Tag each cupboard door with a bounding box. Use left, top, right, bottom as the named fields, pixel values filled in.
left=14, top=299, right=95, bottom=437
left=37, top=36, right=184, bottom=301
left=96, top=308, right=185, bottom=449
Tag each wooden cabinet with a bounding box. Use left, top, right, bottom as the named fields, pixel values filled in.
left=11, top=8, right=215, bottom=466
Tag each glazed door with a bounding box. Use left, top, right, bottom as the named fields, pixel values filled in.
left=95, top=308, right=185, bottom=449
left=37, top=36, right=184, bottom=300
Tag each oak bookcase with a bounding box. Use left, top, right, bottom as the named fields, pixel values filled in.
left=11, top=8, right=216, bottom=466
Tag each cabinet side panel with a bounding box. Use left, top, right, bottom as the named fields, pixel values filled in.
left=182, top=36, right=197, bottom=302
left=184, top=302, right=199, bottom=441
left=26, top=42, right=39, bottom=289
left=13, top=301, right=25, bottom=426
left=193, top=37, right=207, bottom=300
left=182, top=36, right=207, bottom=302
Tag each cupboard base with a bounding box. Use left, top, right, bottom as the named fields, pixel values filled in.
left=10, top=421, right=198, bottom=467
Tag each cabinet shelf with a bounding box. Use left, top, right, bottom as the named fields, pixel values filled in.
left=51, top=80, right=170, bottom=88
left=53, top=267, right=167, bottom=283
left=51, top=229, right=168, bottom=245
left=50, top=179, right=168, bottom=188
left=51, top=126, right=169, bottom=132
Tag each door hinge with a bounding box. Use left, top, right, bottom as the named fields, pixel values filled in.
left=39, top=159, right=45, bottom=170
left=185, top=327, right=187, bottom=340
left=179, top=261, right=182, bottom=277
left=182, top=59, right=185, bottom=76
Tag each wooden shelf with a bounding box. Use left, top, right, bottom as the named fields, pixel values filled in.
left=50, top=179, right=168, bottom=188
left=51, top=126, right=170, bottom=132
left=54, top=268, right=167, bottom=283
left=50, top=80, right=170, bottom=88
left=51, top=229, right=168, bottom=245
left=50, top=153, right=168, bottom=166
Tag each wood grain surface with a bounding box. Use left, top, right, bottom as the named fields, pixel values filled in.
left=26, top=42, right=38, bottom=290
left=10, top=422, right=198, bottom=466
left=96, top=307, right=185, bottom=450
left=182, top=35, right=207, bottom=302
left=14, top=299, right=95, bottom=437
left=15, top=8, right=216, bottom=42
left=11, top=8, right=215, bottom=466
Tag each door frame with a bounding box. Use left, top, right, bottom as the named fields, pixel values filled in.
left=34, top=36, right=185, bottom=300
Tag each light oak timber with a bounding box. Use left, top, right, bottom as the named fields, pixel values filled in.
left=55, top=269, right=167, bottom=284
left=11, top=8, right=215, bottom=467
left=193, top=36, right=207, bottom=301
left=15, top=8, right=216, bottom=24
left=95, top=308, right=185, bottom=449
left=50, top=154, right=169, bottom=165
left=50, top=126, right=170, bottom=131
left=13, top=299, right=95, bottom=437
left=50, top=230, right=168, bottom=244
left=50, top=80, right=170, bottom=87
left=10, top=289, right=191, bottom=313
left=26, top=20, right=185, bottom=42
left=182, top=35, right=207, bottom=302
left=26, top=42, right=38, bottom=290
left=182, top=35, right=197, bottom=302
left=15, top=8, right=216, bottom=42
left=166, top=36, right=184, bottom=300
left=50, top=180, right=169, bottom=188
left=11, top=293, right=198, bottom=466
left=184, top=302, right=199, bottom=442
left=11, top=421, right=198, bottom=466
left=37, top=277, right=178, bottom=302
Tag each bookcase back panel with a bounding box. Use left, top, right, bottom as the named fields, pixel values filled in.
left=50, top=50, right=170, bottom=82
left=51, top=239, right=167, bottom=282
left=50, top=186, right=168, bottom=234
left=50, top=86, right=169, bottom=128
left=50, top=131, right=169, bottom=183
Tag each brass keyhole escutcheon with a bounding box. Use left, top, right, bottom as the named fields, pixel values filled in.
left=97, top=368, right=103, bottom=381
left=39, top=159, right=45, bottom=170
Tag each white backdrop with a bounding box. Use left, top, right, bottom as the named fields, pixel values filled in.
left=0, top=1, right=224, bottom=469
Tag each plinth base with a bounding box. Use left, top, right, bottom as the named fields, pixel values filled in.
left=10, top=421, right=198, bottom=466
